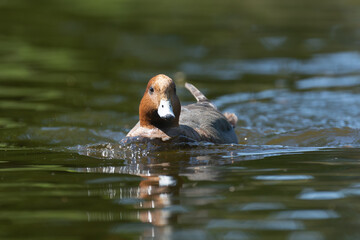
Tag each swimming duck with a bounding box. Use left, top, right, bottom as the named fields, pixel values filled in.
left=126, top=74, right=238, bottom=144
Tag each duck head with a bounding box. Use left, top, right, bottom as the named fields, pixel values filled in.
left=139, top=74, right=181, bottom=129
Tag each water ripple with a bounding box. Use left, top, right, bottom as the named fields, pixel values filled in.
left=297, top=190, right=345, bottom=200
left=181, top=51, right=360, bottom=79
left=254, top=175, right=314, bottom=181
left=207, top=219, right=304, bottom=230
left=230, top=202, right=286, bottom=211
left=274, top=210, right=339, bottom=220
left=297, top=75, right=360, bottom=90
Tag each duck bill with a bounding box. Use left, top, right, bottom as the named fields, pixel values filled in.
left=158, top=99, right=175, bottom=121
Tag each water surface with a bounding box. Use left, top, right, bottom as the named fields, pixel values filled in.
left=1, top=0, right=360, bottom=239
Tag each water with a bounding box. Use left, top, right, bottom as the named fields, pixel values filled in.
left=1, top=0, right=360, bottom=239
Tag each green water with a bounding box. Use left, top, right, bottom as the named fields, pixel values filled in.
left=1, top=0, right=360, bottom=239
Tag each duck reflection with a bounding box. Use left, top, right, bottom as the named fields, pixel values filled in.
left=77, top=164, right=181, bottom=227
left=76, top=142, right=211, bottom=225
left=75, top=141, right=240, bottom=239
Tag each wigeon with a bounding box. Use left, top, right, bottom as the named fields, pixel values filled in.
left=126, top=74, right=238, bottom=144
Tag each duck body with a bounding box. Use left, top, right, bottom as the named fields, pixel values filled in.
left=126, top=74, right=238, bottom=144
left=179, top=102, right=238, bottom=143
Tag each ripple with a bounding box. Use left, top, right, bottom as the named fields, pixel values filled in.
left=274, top=210, right=339, bottom=219
left=254, top=175, right=314, bottom=181
left=296, top=75, right=360, bottom=90
left=207, top=219, right=304, bottom=230
left=114, top=198, right=144, bottom=205
left=340, top=188, right=360, bottom=196
left=181, top=51, right=360, bottom=79
left=172, top=230, right=208, bottom=240
left=259, top=36, right=287, bottom=50
left=223, top=231, right=252, bottom=240
left=288, top=231, right=325, bottom=240
left=230, top=202, right=286, bottom=211
left=297, top=190, right=345, bottom=200
left=214, top=88, right=360, bottom=147
left=0, top=117, right=25, bottom=129
left=85, top=176, right=141, bottom=184
left=110, top=223, right=152, bottom=234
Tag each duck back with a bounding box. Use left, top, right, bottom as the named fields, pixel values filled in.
left=179, top=101, right=238, bottom=144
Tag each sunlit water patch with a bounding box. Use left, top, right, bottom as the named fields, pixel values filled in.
left=214, top=88, right=360, bottom=147
left=273, top=210, right=339, bottom=220
left=296, top=75, right=360, bottom=90
left=253, top=175, right=314, bottom=181
left=297, top=189, right=346, bottom=200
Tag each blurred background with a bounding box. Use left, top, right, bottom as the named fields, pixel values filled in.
left=0, top=0, right=360, bottom=148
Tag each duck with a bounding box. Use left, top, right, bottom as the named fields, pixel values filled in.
left=125, top=74, right=238, bottom=144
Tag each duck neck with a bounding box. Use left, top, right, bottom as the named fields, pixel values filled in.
left=153, top=118, right=179, bottom=130
left=140, top=116, right=179, bottom=131
left=140, top=113, right=179, bottom=130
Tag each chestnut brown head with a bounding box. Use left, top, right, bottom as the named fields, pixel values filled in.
left=139, top=74, right=181, bottom=129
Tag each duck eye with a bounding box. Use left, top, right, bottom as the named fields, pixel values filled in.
left=149, top=86, right=154, bottom=94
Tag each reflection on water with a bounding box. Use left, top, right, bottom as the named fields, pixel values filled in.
left=69, top=144, right=360, bottom=239
left=2, top=147, right=360, bottom=239
left=76, top=142, right=313, bottom=231
left=81, top=166, right=179, bottom=227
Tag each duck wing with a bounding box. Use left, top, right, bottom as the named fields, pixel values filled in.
left=184, top=82, right=238, bottom=128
